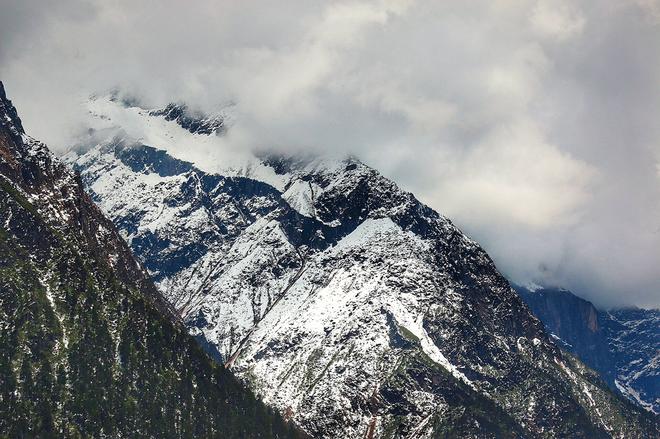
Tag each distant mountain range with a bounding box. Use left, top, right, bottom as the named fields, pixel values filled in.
left=515, top=285, right=659, bottom=414
left=62, top=92, right=658, bottom=438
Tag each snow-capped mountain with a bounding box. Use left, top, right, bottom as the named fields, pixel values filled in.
left=67, top=95, right=658, bottom=438
left=515, top=286, right=659, bottom=414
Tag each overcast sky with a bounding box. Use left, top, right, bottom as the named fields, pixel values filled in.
left=1, top=0, right=659, bottom=308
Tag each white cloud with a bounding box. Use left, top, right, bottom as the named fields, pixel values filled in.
left=1, top=0, right=658, bottom=308
left=433, top=118, right=596, bottom=229
left=530, top=0, right=586, bottom=40
left=632, top=0, right=660, bottom=22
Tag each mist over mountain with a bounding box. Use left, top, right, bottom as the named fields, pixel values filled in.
left=1, top=0, right=659, bottom=308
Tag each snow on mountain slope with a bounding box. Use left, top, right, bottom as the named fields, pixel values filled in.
left=609, top=308, right=659, bottom=413
left=67, top=97, right=658, bottom=438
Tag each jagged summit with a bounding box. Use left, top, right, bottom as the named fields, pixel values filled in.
left=149, top=102, right=228, bottom=135
left=68, top=95, right=659, bottom=438
left=0, top=81, right=25, bottom=136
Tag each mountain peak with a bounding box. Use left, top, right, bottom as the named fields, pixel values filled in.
left=0, top=81, right=25, bottom=136
left=148, top=102, right=227, bottom=135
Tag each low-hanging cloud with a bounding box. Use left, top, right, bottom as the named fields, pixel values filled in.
left=1, top=0, right=659, bottom=308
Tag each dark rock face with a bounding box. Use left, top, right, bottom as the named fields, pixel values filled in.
left=68, top=95, right=659, bottom=438
left=515, top=287, right=614, bottom=373
left=0, top=81, right=303, bottom=438
left=149, top=103, right=226, bottom=135
left=0, top=82, right=24, bottom=136
left=516, top=285, right=659, bottom=414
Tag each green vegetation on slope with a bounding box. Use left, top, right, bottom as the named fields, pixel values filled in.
left=0, top=173, right=302, bottom=438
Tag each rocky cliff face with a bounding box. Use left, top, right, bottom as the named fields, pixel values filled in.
left=68, top=94, right=658, bottom=438
left=0, top=82, right=302, bottom=438
left=516, top=285, right=659, bottom=414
